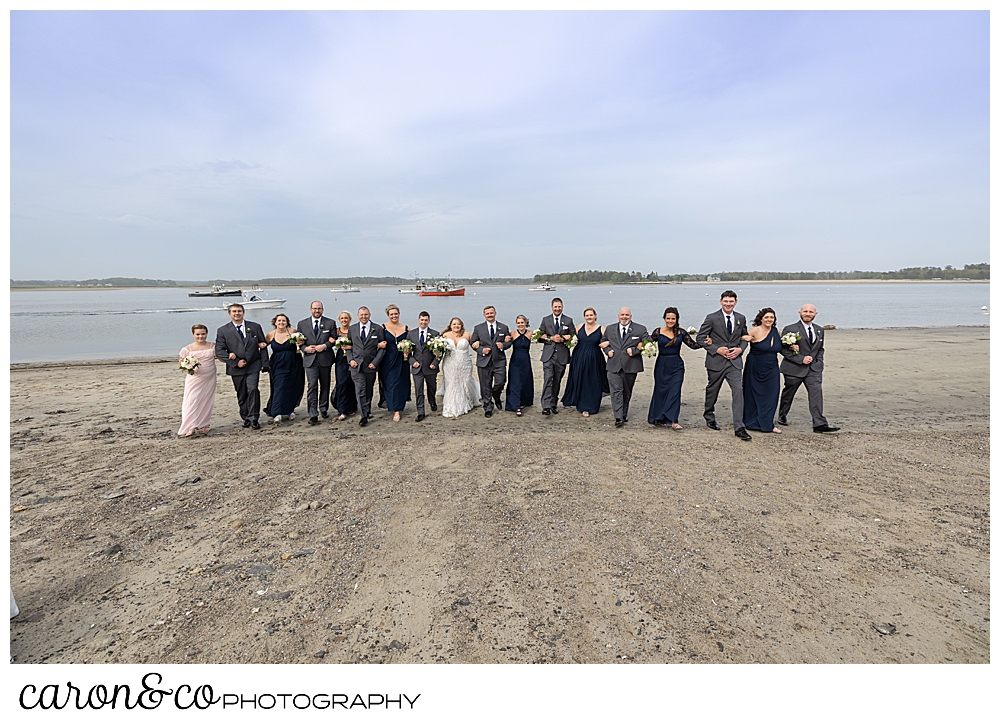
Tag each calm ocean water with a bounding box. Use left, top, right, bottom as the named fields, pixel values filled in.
left=9, top=283, right=990, bottom=363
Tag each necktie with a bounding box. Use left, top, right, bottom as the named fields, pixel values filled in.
left=808, top=326, right=814, bottom=344
left=726, top=316, right=732, bottom=335
left=490, top=324, right=495, bottom=340
left=554, top=317, right=559, bottom=331
left=621, top=325, right=627, bottom=340
left=420, top=330, right=425, bottom=345
left=238, top=324, right=245, bottom=339
left=361, top=326, right=367, bottom=342
left=314, top=320, right=319, bottom=336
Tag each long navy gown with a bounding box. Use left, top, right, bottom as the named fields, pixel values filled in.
left=743, top=327, right=781, bottom=431
left=505, top=334, right=534, bottom=411
left=561, top=326, right=609, bottom=414
left=647, top=329, right=701, bottom=425
left=263, top=338, right=304, bottom=418
left=382, top=327, right=412, bottom=412
left=333, top=342, right=358, bottom=417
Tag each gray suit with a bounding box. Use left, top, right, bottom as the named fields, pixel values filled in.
left=470, top=320, right=511, bottom=412
left=347, top=322, right=386, bottom=419
left=778, top=320, right=828, bottom=427
left=697, top=309, right=749, bottom=429
left=407, top=326, right=440, bottom=415
left=601, top=322, right=649, bottom=422
left=296, top=315, right=337, bottom=418
left=538, top=314, right=575, bottom=410
left=215, top=320, right=270, bottom=424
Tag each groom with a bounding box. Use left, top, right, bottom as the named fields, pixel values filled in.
left=538, top=297, right=574, bottom=415
left=296, top=300, right=336, bottom=425
left=697, top=290, right=751, bottom=440
left=470, top=305, right=511, bottom=418
left=407, top=311, right=440, bottom=421
left=215, top=303, right=269, bottom=429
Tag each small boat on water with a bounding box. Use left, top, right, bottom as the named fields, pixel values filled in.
left=529, top=282, right=556, bottom=292
left=399, top=280, right=431, bottom=294
left=331, top=284, right=361, bottom=293
left=230, top=290, right=285, bottom=309
left=419, top=279, right=466, bottom=297
left=189, top=284, right=242, bottom=297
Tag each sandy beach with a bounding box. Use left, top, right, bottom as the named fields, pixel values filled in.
left=8, top=326, right=989, bottom=664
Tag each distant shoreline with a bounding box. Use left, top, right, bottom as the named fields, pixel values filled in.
left=9, top=279, right=990, bottom=291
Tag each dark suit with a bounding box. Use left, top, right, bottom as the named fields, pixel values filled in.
left=215, top=320, right=269, bottom=424
left=600, top=322, right=649, bottom=422
left=778, top=320, right=828, bottom=427
left=297, top=315, right=337, bottom=418
left=538, top=314, right=574, bottom=410
left=470, top=320, right=511, bottom=412
left=697, top=309, right=749, bottom=429
left=407, top=326, right=440, bottom=415
left=347, top=322, right=386, bottom=419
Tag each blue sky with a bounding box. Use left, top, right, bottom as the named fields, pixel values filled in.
left=10, top=10, right=989, bottom=279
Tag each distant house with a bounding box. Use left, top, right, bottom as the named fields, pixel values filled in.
left=706, top=275, right=721, bottom=282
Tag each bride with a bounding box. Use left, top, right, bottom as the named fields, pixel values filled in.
left=438, top=317, right=481, bottom=418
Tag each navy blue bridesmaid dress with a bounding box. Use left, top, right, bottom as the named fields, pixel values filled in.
left=333, top=341, right=358, bottom=417
left=647, top=329, right=701, bottom=425
left=561, top=326, right=609, bottom=414
left=505, top=333, right=534, bottom=411
left=742, top=327, right=781, bottom=431
left=263, top=338, right=304, bottom=418
left=382, top=327, right=412, bottom=412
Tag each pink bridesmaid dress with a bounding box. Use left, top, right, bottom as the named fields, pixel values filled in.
left=178, top=344, right=218, bottom=435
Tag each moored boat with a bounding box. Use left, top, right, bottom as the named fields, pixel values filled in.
left=419, top=279, right=465, bottom=297
left=189, top=284, right=242, bottom=297
left=528, top=281, right=556, bottom=292
left=330, top=284, right=361, bottom=293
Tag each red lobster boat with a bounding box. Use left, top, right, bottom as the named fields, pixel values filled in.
left=419, top=279, right=466, bottom=297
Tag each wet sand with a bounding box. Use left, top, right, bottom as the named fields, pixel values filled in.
left=8, top=326, right=989, bottom=663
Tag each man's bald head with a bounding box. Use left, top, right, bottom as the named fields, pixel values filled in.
left=618, top=307, right=632, bottom=325
left=799, top=304, right=817, bottom=324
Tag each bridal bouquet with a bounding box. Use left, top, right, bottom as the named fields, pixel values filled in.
left=687, top=326, right=698, bottom=335
left=640, top=340, right=657, bottom=358
left=333, top=336, right=352, bottom=349
left=427, top=336, right=451, bottom=359
left=179, top=356, right=201, bottom=375
left=530, top=328, right=545, bottom=343
left=397, top=339, right=415, bottom=358
left=781, top=332, right=802, bottom=354
left=563, top=333, right=577, bottom=350
left=287, top=331, right=307, bottom=353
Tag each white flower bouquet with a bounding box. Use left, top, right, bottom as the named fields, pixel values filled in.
left=179, top=356, right=201, bottom=375
left=781, top=332, right=802, bottom=354
left=397, top=339, right=415, bottom=358
left=640, top=340, right=657, bottom=358
left=530, top=328, right=545, bottom=343
left=563, top=333, right=577, bottom=350
left=427, top=336, right=451, bottom=359
left=687, top=326, right=698, bottom=335
left=333, top=336, right=352, bottom=349
left=287, top=331, right=307, bottom=353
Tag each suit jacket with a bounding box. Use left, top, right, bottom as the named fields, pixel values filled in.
left=601, top=322, right=649, bottom=374
left=407, top=327, right=441, bottom=377
left=215, top=320, right=269, bottom=376
left=470, top=321, right=511, bottom=369
left=346, top=322, right=386, bottom=371
left=697, top=309, right=749, bottom=371
left=296, top=316, right=337, bottom=368
left=778, top=321, right=825, bottom=377
left=538, top=314, right=575, bottom=364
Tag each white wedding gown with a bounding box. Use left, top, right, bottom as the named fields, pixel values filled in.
left=438, top=338, right=481, bottom=418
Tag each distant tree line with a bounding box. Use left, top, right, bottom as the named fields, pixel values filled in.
left=10, top=276, right=534, bottom=288
left=533, top=263, right=989, bottom=283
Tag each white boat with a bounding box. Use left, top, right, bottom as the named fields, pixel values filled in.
left=330, top=283, right=361, bottom=293
left=529, top=281, right=557, bottom=292
left=231, top=291, right=285, bottom=309
left=399, top=280, right=431, bottom=294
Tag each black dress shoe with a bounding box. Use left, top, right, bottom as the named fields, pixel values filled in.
left=735, top=428, right=752, bottom=440
left=251, top=420, right=261, bottom=430
left=359, top=417, right=368, bottom=427
left=493, top=395, right=502, bottom=409
left=242, top=420, right=252, bottom=428
left=309, top=417, right=319, bottom=425
left=706, top=420, right=721, bottom=430
left=551, top=407, right=559, bottom=415
left=415, top=413, right=425, bottom=422
left=485, top=410, right=493, bottom=418
left=429, top=403, right=438, bottom=412
left=615, top=419, right=625, bottom=428
left=776, top=415, right=788, bottom=426
left=377, top=401, right=386, bottom=409
left=321, top=412, right=329, bottom=419
left=814, top=424, right=841, bottom=433
left=542, top=408, right=551, bottom=416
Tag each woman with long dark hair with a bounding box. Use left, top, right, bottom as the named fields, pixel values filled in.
left=647, top=307, right=703, bottom=429
left=741, top=307, right=782, bottom=433
left=263, top=313, right=305, bottom=423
